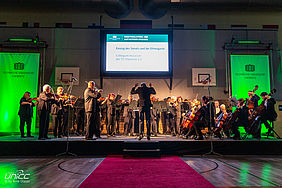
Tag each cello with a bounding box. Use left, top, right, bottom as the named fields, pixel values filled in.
left=224, top=99, right=246, bottom=133
left=247, top=89, right=276, bottom=133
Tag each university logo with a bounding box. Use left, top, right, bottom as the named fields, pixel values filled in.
left=4, top=169, right=30, bottom=184
left=245, top=64, right=255, bottom=72
left=14, top=62, right=24, bottom=70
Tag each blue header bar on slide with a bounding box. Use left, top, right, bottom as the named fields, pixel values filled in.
left=107, top=34, right=168, bottom=42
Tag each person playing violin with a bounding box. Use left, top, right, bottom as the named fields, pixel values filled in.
left=123, top=94, right=134, bottom=136
left=37, top=84, right=56, bottom=140
left=103, top=93, right=117, bottom=137
left=84, top=81, right=102, bottom=140
left=51, top=87, right=65, bottom=138
left=214, top=104, right=229, bottom=139
left=18, top=92, right=38, bottom=138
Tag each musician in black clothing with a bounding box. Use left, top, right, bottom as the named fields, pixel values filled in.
left=131, top=82, right=156, bottom=140
left=151, top=99, right=160, bottom=136
left=74, top=96, right=85, bottom=136
left=37, top=84, right=55, bottom=140
left=84, top=81, right=102, bottom=140
left=18, top=92, right=37, bottom=138
left=191, top=96, right=215, bottom=140
left=50, top=87, right=64, bottom=138
left=247, top=91, right=260, bottom=109
left=103, top=93, right=118, bottom=137
left=231, top=99, right=249, bottom=140
left=260, top=92, right=277, bottom=135
left=161, top=97, right=170, bottom=134
left=123, top=95, right=134, bottom=136
left=167, top=97, right=177, bottom=136
left=115, top=100, right=122, bottom=135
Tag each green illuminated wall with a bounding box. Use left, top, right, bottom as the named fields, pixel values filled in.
left=230, top=54, right=271, bottom=133
left=0, top=53, right=40, bottom=133
left=230, top=55, right=271, bottom=99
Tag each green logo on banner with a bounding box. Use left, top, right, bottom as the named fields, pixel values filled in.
left=14, top=62, right=24, bottom=70
left=245, top=64, right=255, bottom=72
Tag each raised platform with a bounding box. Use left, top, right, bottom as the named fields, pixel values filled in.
left=0, top=135, right=281, bottom=156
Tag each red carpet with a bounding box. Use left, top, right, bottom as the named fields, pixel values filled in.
left=79, top=156, right=215, bottom=188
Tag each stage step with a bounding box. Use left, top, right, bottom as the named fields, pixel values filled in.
left=122, top=141, right=161, bottom=157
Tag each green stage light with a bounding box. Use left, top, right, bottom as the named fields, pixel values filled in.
left=0, top=53, right=40, bottom=133
left=8, top=38, right=34, bottom=42
left=237, top=40, right=260, bottom=44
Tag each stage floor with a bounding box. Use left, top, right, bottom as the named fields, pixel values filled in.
left=0, top=134, right=281, bottom=156
left=0, top=134, right=280, bottom=142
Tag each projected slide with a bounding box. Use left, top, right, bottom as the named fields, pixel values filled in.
left=106, top=34, right=169, bottom=72
left=0, top=53, right=40, bottom=133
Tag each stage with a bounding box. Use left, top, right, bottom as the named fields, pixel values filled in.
left=0, top=135, right=281, bottom=156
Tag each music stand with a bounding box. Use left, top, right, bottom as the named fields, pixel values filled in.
left=57, top=78, right=77, bottom=157
left=201, top=75, right=222, bottom=157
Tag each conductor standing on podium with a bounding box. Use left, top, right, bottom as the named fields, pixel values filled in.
left=131, top=82, right=156, bottom=140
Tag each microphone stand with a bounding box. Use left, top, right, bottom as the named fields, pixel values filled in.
left=202, top=75, right=222, bottom=157
left=57, top=78, right=77, bottom=157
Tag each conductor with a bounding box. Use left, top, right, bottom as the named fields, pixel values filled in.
left=131, top=82, right=156, bottom=140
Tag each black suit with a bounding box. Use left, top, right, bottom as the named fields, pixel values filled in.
left=18, top=98, right=35, bottom=137
left=131, top=85, right=156, bottom=137
left=51, top=99, right=64, bottom=137
left=261, top=98, right=277, bottom=134
left=84, top=88, right=101, bottom=139
left=37, top=92, right=55, bottom=139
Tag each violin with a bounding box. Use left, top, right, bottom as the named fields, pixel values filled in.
left=216, top=112, right=229, bottom=129
left=27, top=97, right=38, bottom=102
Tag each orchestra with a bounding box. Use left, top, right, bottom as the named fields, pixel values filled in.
left=18, top=83, right=278, bottom=141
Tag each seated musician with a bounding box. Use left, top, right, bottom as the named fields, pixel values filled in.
left=247, top=90, right=260, bottom=110
left=18, top=92, right=37, bottom=138
left=231, top=99, right=249, bottom=140
left=214, top=101, right=222, bottom=118
left=214, top=104, right=229, bottom=139
left=260, top=92, right=277, bottom=136
left=190, top=96, right=215, bottom=140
